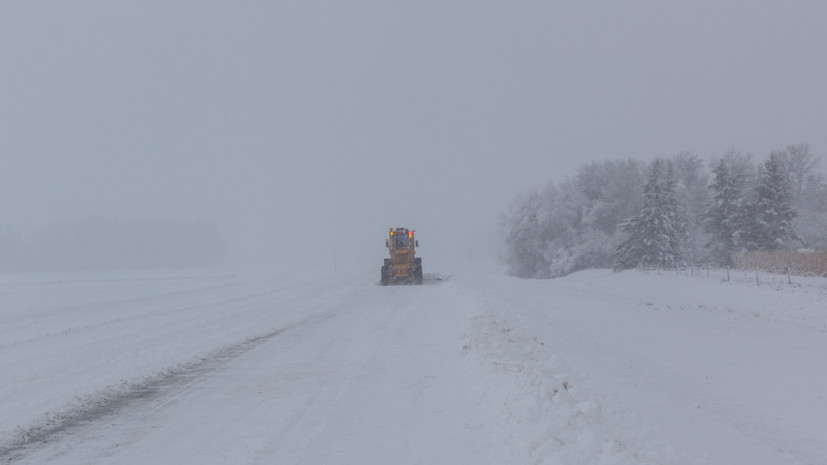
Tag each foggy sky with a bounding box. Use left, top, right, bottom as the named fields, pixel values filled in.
left=2, top=1, right=826, bottom=270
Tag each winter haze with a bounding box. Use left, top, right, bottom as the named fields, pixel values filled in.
left=2, top=1, right=826, bottom=270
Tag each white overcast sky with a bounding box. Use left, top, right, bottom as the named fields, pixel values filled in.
left=2, top=1, right=826, bottom=269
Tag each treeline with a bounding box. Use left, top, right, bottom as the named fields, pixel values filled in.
left=0, top=217, right=226, bottom=272
left=504, top=144, right=827, bottom=278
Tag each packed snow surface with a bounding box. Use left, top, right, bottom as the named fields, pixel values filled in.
left=1, top=267, right=825, bottom=464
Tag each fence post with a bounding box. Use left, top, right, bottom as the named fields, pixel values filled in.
left=726, top=266, right=730, bottom=282
left=787, top=266, right=791, bottom=285
left=755, top=268, right=760, bottom=285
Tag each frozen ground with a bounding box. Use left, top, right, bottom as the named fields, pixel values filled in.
left=0, top=266, right=825, bottom=464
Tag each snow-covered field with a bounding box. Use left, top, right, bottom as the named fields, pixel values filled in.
left=1, top=266, right=825, bottom=464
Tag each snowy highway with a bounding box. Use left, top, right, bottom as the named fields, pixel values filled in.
left=1, top=267, right=825, bottom=464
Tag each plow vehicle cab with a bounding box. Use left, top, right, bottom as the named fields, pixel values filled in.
left=381, top=228, right=423, bottom=285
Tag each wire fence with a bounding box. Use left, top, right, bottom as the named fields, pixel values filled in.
left=635, top=251, right=827, bottom=286
left=636, top=263, right=798, bottom=286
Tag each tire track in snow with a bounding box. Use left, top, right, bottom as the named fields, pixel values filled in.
left=0, top=311, right=335, bottom=464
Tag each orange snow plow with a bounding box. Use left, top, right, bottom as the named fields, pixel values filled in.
left=381, top=228, right=422, bottom=285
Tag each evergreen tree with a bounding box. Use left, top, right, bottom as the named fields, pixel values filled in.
left=703, top=159, right=740, bottom=265
left=614, top=159, right=684, bottom=269
left=731, top=190, right=761, bottom=251
left=664, top=161, right=687, bottom=261
left=751, top=153, right=798, bottom=250
left=672, top=152, right=709, bottom=264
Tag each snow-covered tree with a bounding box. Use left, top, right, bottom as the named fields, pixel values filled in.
left=664, top=161, right=687, bottom=260
left=720, top=148, right=757, bottom=190
left=733, top=153, right=798, bottom=251
left=672, top=152, right=708, bottom=263
left=703, top=159, right=741, bottom=265
left=775, top=143, right=819, bottom=204
left=800, top=172, right=827, bottom=213
left=614, top=159, right=684, bottom=269
left=793, top=210, right=827, bottom=250
left=503, top=145, right=824, bottom=279
left=504, top=188, right=547, bottom=278
left=577, top=159, right=644, bottom=236
left=779, top=144, right=826, bottom=249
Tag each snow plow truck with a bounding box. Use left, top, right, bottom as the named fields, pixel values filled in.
left=381, top=227, right=423, bottom=285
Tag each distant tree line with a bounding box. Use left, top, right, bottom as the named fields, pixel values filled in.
left=0, top=217, right=226, bottom=272
left=504, top=144, right=827, bottom=278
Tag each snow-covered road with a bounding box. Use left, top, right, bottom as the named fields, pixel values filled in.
left=1, top=267, right=825, bottom=464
